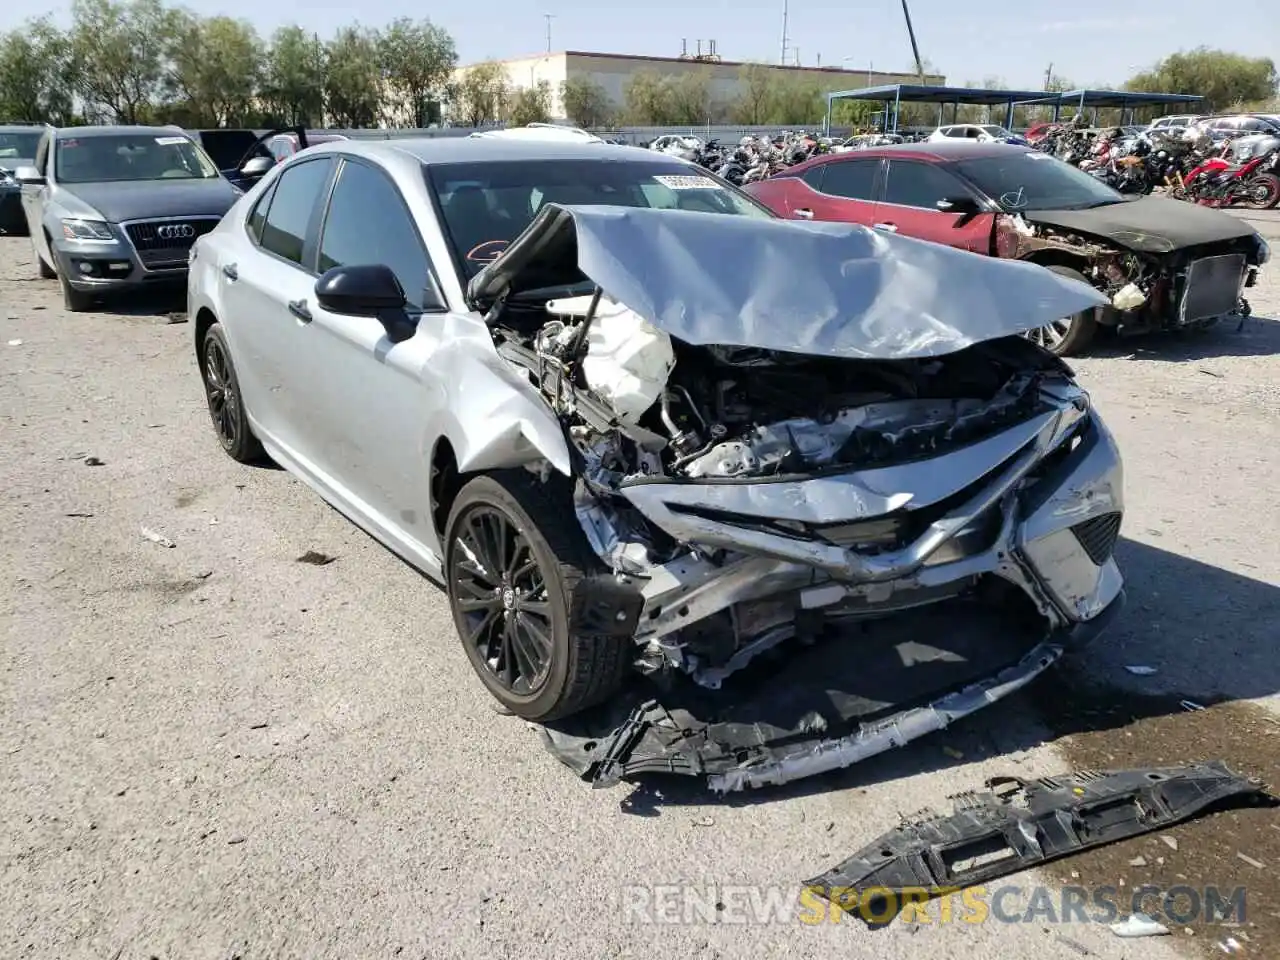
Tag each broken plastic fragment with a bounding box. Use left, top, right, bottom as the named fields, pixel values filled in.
left=804, top=761, right=1264, bottom=928
left=1110, top=912, right=1170, bottom=938
left=1111, top=282, right=1147, bottom=312
left=1124, top=664, right=1158, bottom=676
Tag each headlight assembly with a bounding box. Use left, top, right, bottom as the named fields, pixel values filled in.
left=61, top=218, right=115, bottom=241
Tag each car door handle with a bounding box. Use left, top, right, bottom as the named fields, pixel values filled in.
left=793, top=208, right=814, bottom=219
left=288, top=299, right=312, bottom=322
left=873, top=222, right=898, bottom=232
left=221, top=263, right=238, bottom=281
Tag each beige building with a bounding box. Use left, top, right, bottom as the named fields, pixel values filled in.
left=451, top=49, right=944, bottom=123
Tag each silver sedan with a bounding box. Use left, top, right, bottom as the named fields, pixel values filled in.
left=187, top=137, right=1126, bottom=791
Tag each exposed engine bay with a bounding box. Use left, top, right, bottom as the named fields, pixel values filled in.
left=505, top=292, right=1061, bottom=484
left=995, top=212, right=1262, bottom=330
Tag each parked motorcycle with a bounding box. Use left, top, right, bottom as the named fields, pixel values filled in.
left=1172, top=130, right=1279, bottom=209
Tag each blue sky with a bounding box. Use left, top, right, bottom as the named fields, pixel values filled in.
left=6, top=0, right=1279, bottom=90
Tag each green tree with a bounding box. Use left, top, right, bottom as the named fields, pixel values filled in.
left=164, top=12, right=262, bottom=126
left=507, top=81, right=551, bottom=126
left=378, top=17, right=455, bottom=127
left=560, top=76, right=613, bottom=127
left=732, top=63, right=773, bottom=124
left=768, top=74, right=823, bottom=125
left=68, top=0, right=169, bottom=123
left=323, top=26, right=383, bottom=128
left=262, top=25, right=326, bottom=126
left=455, top=61, right=508, bottom=126
left=0, top=18, right=75, bottom=123
left=1125, top=48, right=1277, bottom=112
left=623, top=70, right=674, bottom=124
left=668, top=68, right=711, bottom=124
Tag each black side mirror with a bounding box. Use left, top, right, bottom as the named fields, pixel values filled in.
left=937, top=196, right=980, bottom=213
left=240, top=156, right=273, bottom=178
left=315, top=264, right=407, bottom=316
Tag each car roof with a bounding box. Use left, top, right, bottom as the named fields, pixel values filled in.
left=53, top=125, right=185, bottom=139
left=806, top=141, right=1031, bottom=165
left=306, top=136, right=664, bottom=166
left=0, top=123, right=46, bottom=132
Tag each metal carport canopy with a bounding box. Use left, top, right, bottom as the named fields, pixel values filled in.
left=823, top=84, right=1205, bottom=132
left=1012, top=89, right=1204, bottom=124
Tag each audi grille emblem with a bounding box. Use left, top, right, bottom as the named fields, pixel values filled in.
left=157, top=224, right=195, bottom=240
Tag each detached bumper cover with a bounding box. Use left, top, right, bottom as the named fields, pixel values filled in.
left=541, top=588, right=1125, bottom=793
left=805, top=760, right=1268, bottom=926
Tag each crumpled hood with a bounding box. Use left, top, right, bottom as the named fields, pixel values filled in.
left=468, top=204, right=1107, bottom=361
left=1021, top=195, right=1260, bottom=255
left=58, top=178, right=240, bottom=224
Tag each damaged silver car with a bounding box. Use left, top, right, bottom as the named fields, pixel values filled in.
left=189, top=138, right=1126, bottom=792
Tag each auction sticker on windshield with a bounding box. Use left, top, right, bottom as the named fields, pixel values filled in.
left=155, top=136, right=188, bottom=145
left=654, top=175, right=720, bottom=190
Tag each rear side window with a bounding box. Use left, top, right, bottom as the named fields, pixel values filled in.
left=260, top=158, right=332, bottom=266
left=246, top=178, right=279, bottom=244
left=819, top=160, right=877, bottom=200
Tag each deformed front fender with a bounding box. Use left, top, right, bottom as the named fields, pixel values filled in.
left=422, top=338, right=573, bottom=478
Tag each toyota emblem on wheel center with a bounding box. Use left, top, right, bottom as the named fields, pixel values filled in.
left=157, top=224, right=195, bottom=240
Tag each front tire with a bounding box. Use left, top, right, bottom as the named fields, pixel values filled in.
left=199, top=322, right=265, bottom=463
left=444, top=472, right=630, bottom=722
left=1025, top=265, right=1099, bottom=357
left=59, top=273, right=94, bottom=312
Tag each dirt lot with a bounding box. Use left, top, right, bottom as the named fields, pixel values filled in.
left=2, top=217, right=1278, bottom=960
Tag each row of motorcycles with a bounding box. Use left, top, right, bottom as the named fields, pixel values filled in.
left=1033, top=121, right=1280, bottom=209
left=644, top=131, right=913, bottom=186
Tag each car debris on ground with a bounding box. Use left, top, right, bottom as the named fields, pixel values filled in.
left=802, top=761, right=1268, bottom=927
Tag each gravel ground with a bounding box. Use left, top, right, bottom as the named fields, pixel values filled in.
left=2, top=216, right=1278, bottom=960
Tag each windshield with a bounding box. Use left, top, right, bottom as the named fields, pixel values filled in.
left=55, top=133, right=219, bottom=184
left=981, top=126, right=1014, bottom=138
left=953, top=151, right=1124, bottom=211
left=427, top=158, right=775, bottom=278
left=0, top=131, right=41, bottom=162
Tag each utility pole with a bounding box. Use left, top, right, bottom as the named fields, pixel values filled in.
left=779, top=0, right=789, bottom=66
left=899, top=0, right=926, bottom=83
left=544, top=13, right=555, bottom=53
left=1044, top=62, right=1053, bottom=89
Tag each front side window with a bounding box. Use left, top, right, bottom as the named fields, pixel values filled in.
left=426, top=159, right=774, bottom=279
left=953, top=151, right=1124, bottom=211
left=882, top=161, right=967, bottom=208
left=259, top=158, right=332, bottom=265
left=319, top=160, right=437, bottom=310
left=54, top=133, right=219, bottom=184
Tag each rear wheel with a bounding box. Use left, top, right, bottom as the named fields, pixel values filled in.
left=1241, top=173, right=1280, bottom=210
left=444, top=472, right=630, bottom=722
left=1024, top=265, right=1099, bottom=358
left=199, top=322, right=265, bottom=463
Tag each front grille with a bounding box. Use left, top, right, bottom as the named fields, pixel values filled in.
left=1070, top=512, right=1122, bottom=565
left=125, top=218, right=219, bottom=268
left=1179, top=254, right=1245, bottom=323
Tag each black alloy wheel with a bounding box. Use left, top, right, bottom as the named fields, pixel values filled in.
left=443, top=472, right=631, bottom=722
left=450, top=504, right=554, bottom=697
left=200, top=324, right=264, bottom=463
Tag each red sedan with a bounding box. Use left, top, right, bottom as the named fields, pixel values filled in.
left=742, top=141, right=1267, bottom=356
